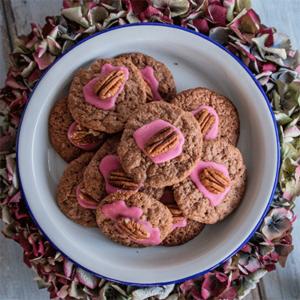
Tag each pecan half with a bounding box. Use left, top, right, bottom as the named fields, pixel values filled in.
left=107, top=170, right=139, bottom=190
left=117, top=218, right=150, bottom=241
left=144, top=126, right=180, bottom=157
left=78, top=182, right=98, bottom=205
left=70, top=124, right=102, bottom=146
left=93, top=70, right=126, bottom=100
left=165, top=203, right=185, bottom=223
left=195, top=109, right=216, bottom=137
left=199, top=167, right=230, bottom=194
left=144, top=80, right=154, bottom=101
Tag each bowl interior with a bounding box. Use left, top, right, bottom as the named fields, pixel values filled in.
left=17, top=24, right=278, bottom=285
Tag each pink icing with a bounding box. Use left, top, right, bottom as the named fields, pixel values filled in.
left=83, top=64, right=129, bottom=110
left=190, top=105, right=219, bottom=140
left=189, top=161, right=231, bottom=207
left=76, top=183, right=98, bottom=210
left=160, top=188, right=187, bottom=232
left=99, top=155, right=142, bottom=194
left=67, top=121, right=103, bottom=150
left=133, top=119, right=185, bottom=164
left=102, top=200, right=162, bottom=244
left=139, top=66, right=163, bottom=101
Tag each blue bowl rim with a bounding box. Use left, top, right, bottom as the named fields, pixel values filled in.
left=16, top=23, right=280, bottom=287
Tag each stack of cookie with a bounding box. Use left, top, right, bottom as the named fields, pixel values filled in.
left=50, top=53, right=247, bottom=248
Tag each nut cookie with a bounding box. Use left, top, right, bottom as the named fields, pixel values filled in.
left=170, top=88, right=240, bottom=146
left=117, top=53, right=176, bottom=102
left=173, top=139, right=247, bottom=224
left=48, top=96, right=84, bottom=163
left=68, top=57, right=147, bottom=133
left=56, top=152, right=97, bottom=227
left=96, top=191, right=173, bottom=248
left=118, top=101, right=203, bottom=188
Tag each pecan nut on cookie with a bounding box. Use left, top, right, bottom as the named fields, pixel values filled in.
left=118, top=101, right=203, bottom=188
left=96, top=191, right=173, bottom=248
left=56, top=152, right=97, bottom=227
left=172, top=139, right=247, bottom=224
left=117, top=53, right=177, bottom=102
left=170, top=87, right=240, bottom=146
left=68, top=57, right=147, bottom=134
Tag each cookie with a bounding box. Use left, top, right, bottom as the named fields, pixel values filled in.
left=96, top=191, right=173, bottom=248
left=48, top=96, right=84, bottom=163
left=56, top=152, right=97, bottom=227
left=118, top=101, right=203, bottom=188
left=170, top=88, right=240, bottom=146
left=173, top=139, right=247, bottom=224
left=68, top=57, right=147, bottom=133
left=160, top=188, right=205, bottom=247
left=117, top=53, right=176, bottom=102
left=83, top=135, right=165, bottom=203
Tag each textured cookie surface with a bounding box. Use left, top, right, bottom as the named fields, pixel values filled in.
left=170, top=88, right=240, bottom=146
left=83, top=135, right=164, bottom=202
left=162, top=219, right=205, bottom=247
left=118, top=53, right=176, bottom=102
left=173, top=139, right=247, bottom=224
left=118, top=101, right=203, bottom=188
left=68, top=57, right=146, bottom=133
left=56, top=152, right=97, bottom=227
left=48, top=96, right=84, bottom=163
left=96, top=191, right=173, bottom=248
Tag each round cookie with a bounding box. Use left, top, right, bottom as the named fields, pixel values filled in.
left=48, top=96, right=84, bottom=163
left=56, top=152, right=97, bottom=227
left=68, top=57, right=147, bottom=133
left=117, top=53, right=177, bottom=102
left=170, top=88, right=240, bottom=146
left=173, top=139, right=247, bottom=224
left=118, top=101, right=203, bottom=188
left=83, top=136, right=165, bottom=203
left=96, top=191, right=173, bottom=248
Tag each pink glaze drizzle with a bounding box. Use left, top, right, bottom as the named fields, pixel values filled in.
left=99, top=155, right=142, bottom=194
left=160, top=188, right=187, bottom=232
left=102, top=200, right=162, bottom=244
left=67, top=121, right=103, bottom=150
left=189, top=161, right=231, bottom=207
left=76, top=183, right=98, bottom=210
left=190, top=105, right=219, bottom=140
left=83, top=64, right=129, bottom=110
left=139, top=66, right=163, bottom=101
left=133, top=119, right=185, bottom=164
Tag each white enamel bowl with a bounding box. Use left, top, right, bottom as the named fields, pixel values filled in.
left=17, top=24, right=279, bottom=285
